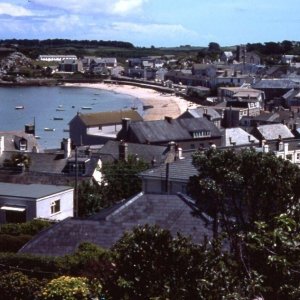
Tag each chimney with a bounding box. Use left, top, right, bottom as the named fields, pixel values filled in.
left=165, top=116, right=173, bottom=123
left=119, top=140, right=128, bottom=161
left=62, top=138, right=71, bottom=158
left=168, top=141, right=176, bottom=152
left=0, top=136, right=4, bottom=156
left=122, top=118, right=131, bottom=135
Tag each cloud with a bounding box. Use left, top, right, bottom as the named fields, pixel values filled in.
left=0, top=3, right=33, bottom=16
left=30, top=0, right=147, bottom=16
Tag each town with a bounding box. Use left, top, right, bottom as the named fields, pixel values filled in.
left=0, top=39, right=300, bottom=299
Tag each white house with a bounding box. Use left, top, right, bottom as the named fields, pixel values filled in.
left=0, top=183, right=74, bottom=224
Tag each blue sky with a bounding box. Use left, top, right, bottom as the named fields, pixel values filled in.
left=0, top=0, right=299, bottom=47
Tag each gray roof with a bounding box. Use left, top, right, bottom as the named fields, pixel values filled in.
left=0, top=182, right=73, bottom=200
left=253, top=79, right=299, bottom=89
left=221, top=128, right=259, bottom=147
left=121, top=118, right=221, bottom=144
left=256, top=124, right=294, bottom=140
left=179, top=107, right=221, bottom=120
left=99, top=140, right=168, bottom=165
left=19, top=193, right=212, bottom=256
left=140, top=157, right=198, bottom=182
left=0, top=131, right=40, bottom=152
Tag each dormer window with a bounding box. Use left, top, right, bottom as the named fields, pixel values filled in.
left=192, top=130, right=211, bottom=138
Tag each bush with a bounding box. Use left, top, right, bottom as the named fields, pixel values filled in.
left=38, top=276, right=93, bottom=300
left=0, top=234, right=32, bottom=252
left=0, top=219, right=52, bottom=236
left=0, top=271, right=46, bottom=300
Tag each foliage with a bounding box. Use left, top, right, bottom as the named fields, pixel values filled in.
left=187, top=148, right=300, bottom=238
left=38, top=276, right=92, bottom=300
left=77, top=181, right=103, bottom=217
left=0, top=271, right=46, bottom=300
left=0, top=219, right=52, bottom=236
left=104, top=225, right=263, bottom=300
left=0, top=234, right=32, bottom=252
left=3, top=153, right=31, bottom=170
left=243, top=212, right=300, bottom=299
left=101, top=155, right=149, bottom=203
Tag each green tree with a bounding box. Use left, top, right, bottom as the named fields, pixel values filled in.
left=105, top=225, right=263, bottom=300
left=187, top=148, right=300, bottom=239
left=101, top=155, right=149, bottom=203
left=243, top=211, right=300, bottom=299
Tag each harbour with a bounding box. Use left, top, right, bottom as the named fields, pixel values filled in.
left=0, top=86, right=142, bottom=149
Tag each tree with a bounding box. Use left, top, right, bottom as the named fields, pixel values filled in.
left=101, top=155, right=149, bottom=203
left=104, top=224, right=263, bottom=300
left=187, top=148, right=300, bottom=239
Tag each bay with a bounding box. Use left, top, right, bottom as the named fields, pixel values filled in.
left=0, top=86, right=142, bottom=149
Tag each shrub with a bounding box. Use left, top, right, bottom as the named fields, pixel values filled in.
left=0, top=234, right=32, bottom=252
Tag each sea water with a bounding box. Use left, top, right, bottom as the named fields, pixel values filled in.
left=0, top=86, right=142, bottom=149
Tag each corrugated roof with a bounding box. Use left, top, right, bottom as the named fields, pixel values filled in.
left=0, top=182, right=73, bottom=200
left=78, top=110, right=143, bottom=127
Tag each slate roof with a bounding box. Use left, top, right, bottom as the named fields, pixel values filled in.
left=179, top=107, right=221, bottom=120
left=19, top=193, right=213, bottom=256
left=255, top=124, right=294, bottom=140
left=0, top=131, right=40, bottom=152
left=99, top=140, right=169, bottom=165
left=221, top=128, right=259, bottom=147
left=120, top=118, right=221, bottom=144
left=253, top=79, right=298, bottom=89
left=0, top=182, right=73, bottom=200
left=139, top=158, right=198, bottom=182
left=72, top=110, right=143, bottom=127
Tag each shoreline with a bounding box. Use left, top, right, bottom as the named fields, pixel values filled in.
left=63, top=82, right=190, bottom=121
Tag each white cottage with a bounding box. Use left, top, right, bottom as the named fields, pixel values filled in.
left=0, top=183, right=74, bottom=223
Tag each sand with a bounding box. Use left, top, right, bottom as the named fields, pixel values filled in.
left=63, top=82, right=191, bottom=120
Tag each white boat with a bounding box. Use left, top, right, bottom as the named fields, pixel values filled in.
left=44, top=128, right=55, bottom=131
left=81, top=106, right=92, bottom=110
left=56, top=108, right=65, bottom=111
left=15, top=106, right=24, bottom=110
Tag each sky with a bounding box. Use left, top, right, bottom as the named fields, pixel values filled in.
left=0, top=0, right=299, bottom=47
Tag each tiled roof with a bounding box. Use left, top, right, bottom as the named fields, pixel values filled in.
left=74, top=110, right=143, bottom=127
left=99, top=140, right=168, bottom=165
left=253, top=79, right=298, bottom=89
left=123, top=118, right=221, bottom=144
left=19, top=193, right=213, bottom=256
left=139, top=158, right=198, bottom=182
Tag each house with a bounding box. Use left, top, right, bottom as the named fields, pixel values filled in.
left=38, top=55, right=77, bottom=62
left=0, top=130, right=40, bottom=154
left=58, top=59, right=83, bottom=73
left=19, top=192, right=213, bottom=256
left=117, top=117, right=222, bottom=150
left=251, top=123, right=295, bottom=142
left=252, top=79, right=299, bottom=100
left=139, top=157, right=198, bottom=195
left=218, top=87, right=265, bottom=104
left=0, top=139, right=102, bottom=186
left=178, top=107, right=222, bottom=129
left=99, top=140, right=172, bottom=167
left=69, top=110, right=143, bottom=146
left=282, top=88, right=300, bottom=108
left=258, top=138, right=300, bottom=165
left=0, top=182, right=74, bottom=224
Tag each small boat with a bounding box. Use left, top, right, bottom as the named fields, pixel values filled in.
left=35, top=136, right=41, bottom=139
left=44, top=128, right=55, bottom=131
left=15, top=106, right=24, bottom=110
left=56, top=108, right=65, bottom=111
left=63, top=129, right=70, bottom=132
left=53, top=117, right=64, bottom=120
left=81, top=106, right=92, bottom=110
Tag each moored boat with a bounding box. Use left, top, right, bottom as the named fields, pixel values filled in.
left=44, top=128, right=55, bottom=131
left=15, top=106, right=24, bottom=110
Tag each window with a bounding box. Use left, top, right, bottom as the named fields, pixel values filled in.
left=51, top=200, right=60, bottom=214
left=286, top=154, right=293, bottom=161
left=297, top=153, right=300, bottom=160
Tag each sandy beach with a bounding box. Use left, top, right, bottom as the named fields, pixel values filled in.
left=64, top=82, right=190, bottom=121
